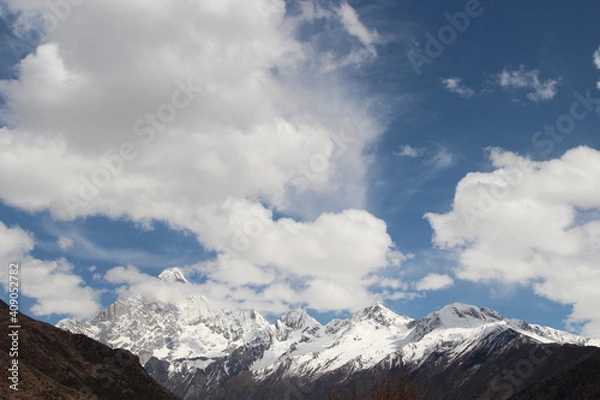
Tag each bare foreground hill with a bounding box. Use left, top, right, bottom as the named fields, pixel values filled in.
left=0, top=300, right=179, bottom=400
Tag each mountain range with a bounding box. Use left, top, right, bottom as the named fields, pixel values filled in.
left=57, top=267, right=600, bottom=399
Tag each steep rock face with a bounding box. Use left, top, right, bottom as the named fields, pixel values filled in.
left=0, top=300, right=179, bottom=400
left=275, top=307, right=321, bottom=341
left=56, top=269, right=600, bottom=400
left=59, top=295, right=182, bottom=366
left=59, top=293, right=272, bottom=367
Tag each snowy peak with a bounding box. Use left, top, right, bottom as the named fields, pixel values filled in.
left=427, top=303, right=503, bottom=328
left=406, top=303, right=504, bottom=342
left=352, top=302, right=412, bottom=326
left=278, top=307, right=320, bottom=331
left=275, top=307, right=321, bottom=341
left=158, top=267, right=188, bottom=283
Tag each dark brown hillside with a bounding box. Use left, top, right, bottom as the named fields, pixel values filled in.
left=508, top=346, right=600, bottom=400
left=1, top=300, right=179, bottom=399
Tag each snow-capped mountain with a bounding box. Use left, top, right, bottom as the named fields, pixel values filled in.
left=57, top=268, right=600, bottom=400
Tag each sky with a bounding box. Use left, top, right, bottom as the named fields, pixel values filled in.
left=0, top=0, right=599, bottom=337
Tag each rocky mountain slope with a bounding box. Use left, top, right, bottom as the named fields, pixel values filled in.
left=0, top=299, right=179, bottom=400
left=57, top=268, right=600, bottom=399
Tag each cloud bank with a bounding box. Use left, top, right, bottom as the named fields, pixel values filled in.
left=0, top=0, right=406, bottom=316
left=0, top=222, right=101, bottom=318
left=425, top=146, right=600, bottom=336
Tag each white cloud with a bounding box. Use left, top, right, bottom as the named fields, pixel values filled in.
left=415, top=273, right=454, bottom=291
left=425, top=146, right=600, bottom=336
left=0, top=0, right=398, bottom=316
left=497, top=66, right=560, bottom=102
left=0, top=1, right=378, bottom=222
left=337, top=1, right=380, bottom=54
left=429, top=147, right=455, bottom=169
left=57, top=236, right=74, bottom=250
left=0, top=222, right=101, bottom=318
left=394, top=144, right=422, bottom=158
left=394, top=144, right=454, bottom=170
left=441, top=78, right=475, bottom=98
left=106, top=205, right=408, bottom=314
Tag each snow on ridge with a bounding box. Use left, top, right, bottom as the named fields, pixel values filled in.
left=252, top=303, right=415, bottom=378
left=507, top=319, right=600, bottom=347
left=350, top=302, right=414, bottom=326
left=279, top=307, right=321, bottom=330
left=433, top=303, right=504, bottom=325
left=56, top=278, right=600, bottom=384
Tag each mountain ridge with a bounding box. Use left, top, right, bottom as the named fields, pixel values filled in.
left=56, top=267, right=600, bottom=399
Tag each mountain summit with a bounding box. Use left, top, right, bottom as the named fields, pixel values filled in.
left=421, top=302, right=504, bottom=329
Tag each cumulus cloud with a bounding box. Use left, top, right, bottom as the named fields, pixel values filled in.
left=0, top=1, right=382, bottom=221
left=107, top=206, right=407, bottom=314
left=425, top=146, right=600, bottom=336
left=415, top=273, right=454, bottom=291
left=441, top=78, right=475, bottom=98
left=0, top=222, right=100, bottom=318
left=497, top=66, right=560, bottom=102
left=0, top=0, right=402, bottom=315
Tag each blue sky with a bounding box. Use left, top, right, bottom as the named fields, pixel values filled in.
left=1, top=0, right=599, bottom=336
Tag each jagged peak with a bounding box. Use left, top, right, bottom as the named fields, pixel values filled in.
left=360, top=301, right=393, bottom=315
left=279, top=306, right=321, bottom=330
left=352, top=302, right=411, bottom=326
left=158, top=267, right=188, bottom=283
